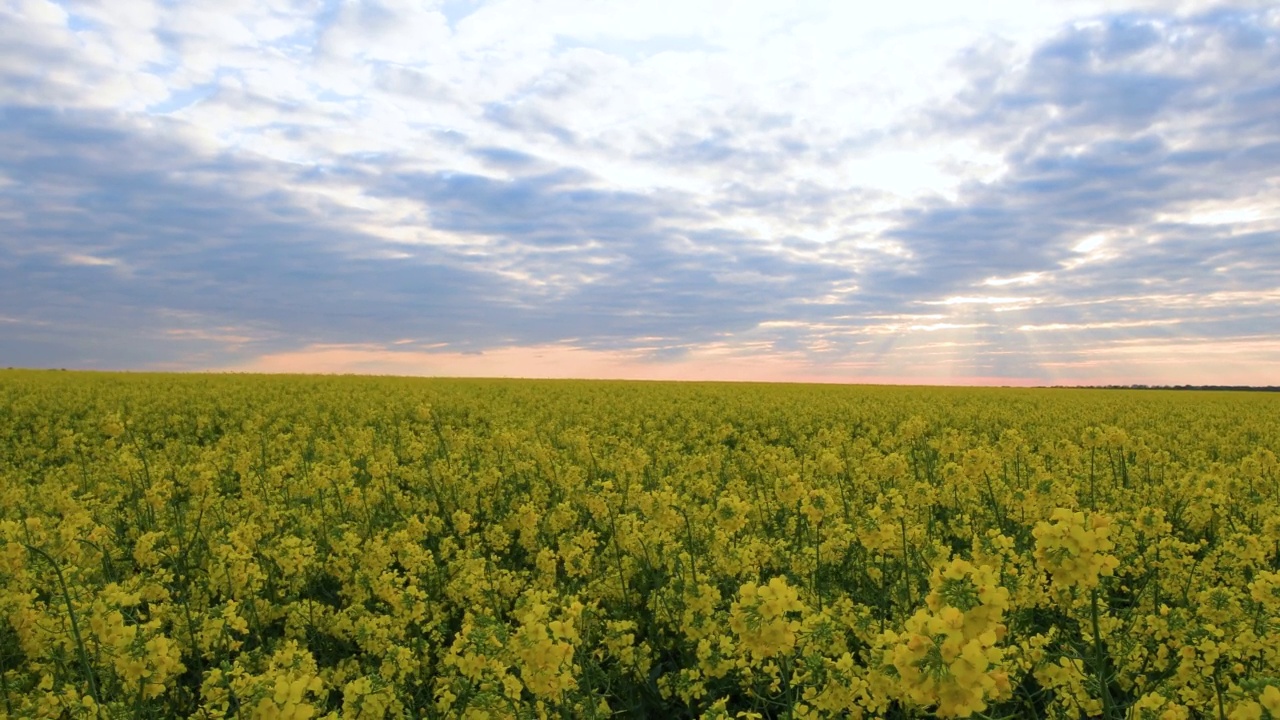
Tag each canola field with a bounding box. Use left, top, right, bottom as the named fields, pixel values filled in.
left=1, top=370, right=1278, bottom=719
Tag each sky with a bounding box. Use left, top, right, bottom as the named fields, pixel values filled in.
left=1, top=0, right=1278, bottom=385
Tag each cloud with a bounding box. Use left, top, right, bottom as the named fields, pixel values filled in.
left=870, top=8, right=1280, bottom=332
left=0, top=103, right=858, bottom=371
left=1, top=1, right=1278, bottom=383
left=0, top=105, right=532, bottom=365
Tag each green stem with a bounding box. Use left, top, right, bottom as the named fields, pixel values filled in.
left=133, top=676, right=146, bottom=720
left=1090, top=589, right=1116, bottom=719
left=814, top=520, right=823, bottom=612
left=606, top=504, right=633, bottom=611
left=900, top=517, right=913, bottom=608
left=1089, top=447, right=1097, bottom=511
left=1, top=653, right=13, bottom=716
left=678, top=508, right=699, bottom=586
left=1213, top=668, right=1227, bottom=720
left=25, top=545, right=102, bottom=717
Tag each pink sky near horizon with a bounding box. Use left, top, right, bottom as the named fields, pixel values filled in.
left=215, top=337, right=1280, bottom=387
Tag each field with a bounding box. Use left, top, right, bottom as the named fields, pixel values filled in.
left=1, top=370, right=1278, bottom=719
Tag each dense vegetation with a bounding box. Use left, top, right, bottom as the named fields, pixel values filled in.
left=1, top=370, right=1278, bottom=718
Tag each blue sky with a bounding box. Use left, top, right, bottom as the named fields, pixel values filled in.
left=2, top=0, right=1278, bottom=384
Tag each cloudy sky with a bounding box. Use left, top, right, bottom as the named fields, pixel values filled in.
left=2, top=0, right=1278, bottom=384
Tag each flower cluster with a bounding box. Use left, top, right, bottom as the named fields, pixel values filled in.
left=728, top=577, right=805, bottom=661
left=1033, top=508, right=1121, bottom=590
left=883, top=559, right=1012, bottom=717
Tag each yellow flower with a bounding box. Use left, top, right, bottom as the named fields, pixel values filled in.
left=1229, top=701, right=1263, bottom=720
left=1261, top=685, right=1280, bottom=716
left=1033, top=509, right=1120, bottom=590
left=729, top=577, right=805, bottom=660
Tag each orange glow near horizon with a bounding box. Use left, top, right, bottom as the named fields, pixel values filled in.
left=211, top=336, right=1280, bottom=387
left=221, top=343, right=1042, bottom=386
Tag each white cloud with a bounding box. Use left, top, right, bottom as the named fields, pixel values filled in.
left=4, top=0, right=1139, bottom=202
left=1016, top=318, right=1182, bottom=332
left=982, top=272, right=1047, bottom=287
left=61, top=253, right=121, bottom=267
left=925, top=296, right=1039, bottom=306
left=1156, top=199, right=1280, bottom=227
